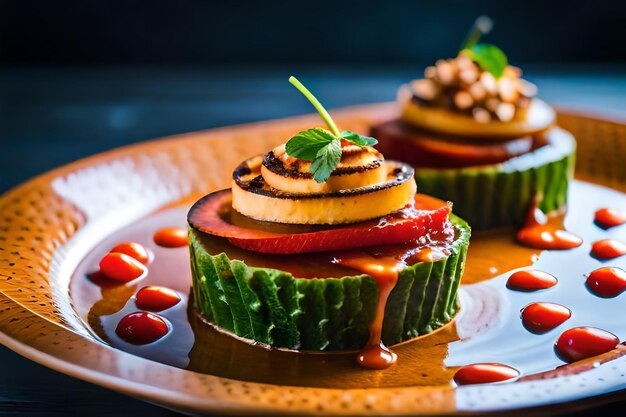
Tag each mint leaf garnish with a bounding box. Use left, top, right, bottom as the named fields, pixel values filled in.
left=285, top=128, right=337, bottom=161
left=464, top=43, right=508, bottom=79
left=340, top=131, right=378, bottom=147
left=309, top=138, right=341, bottom=183
left=285, top=76, right=379, bottom=183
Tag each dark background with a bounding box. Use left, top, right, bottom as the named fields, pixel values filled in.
left=0, top=1, right=625, bottom=416
left=2, top=0, right=626, bottom=66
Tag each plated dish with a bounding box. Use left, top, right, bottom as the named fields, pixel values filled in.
left=0, top=102, right=625, bottom=416
left=0, top=19, right=625, bottom=413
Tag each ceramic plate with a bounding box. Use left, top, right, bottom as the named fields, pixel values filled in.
left=0, top=103, right=625, bottom=416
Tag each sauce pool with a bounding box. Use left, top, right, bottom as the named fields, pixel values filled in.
left=69, top=181, right=626, bottom=389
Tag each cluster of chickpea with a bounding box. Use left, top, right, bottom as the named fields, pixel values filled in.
left=411, top=53, right=538, bottom=123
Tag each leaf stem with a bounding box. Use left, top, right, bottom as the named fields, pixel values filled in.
left=289, top=76, right=341, bottom=137
left=461, top=15, right=493, bottom=50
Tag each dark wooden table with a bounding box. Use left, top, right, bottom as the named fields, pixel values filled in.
left=0, top=66, right=624, bottom=416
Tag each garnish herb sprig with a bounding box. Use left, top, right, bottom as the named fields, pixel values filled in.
left=459, top=15, right=508, bottom=79
left=285, top=76, right=378, bottom=183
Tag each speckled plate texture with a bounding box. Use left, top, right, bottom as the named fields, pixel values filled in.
left=0, top=103, right=625, bottom=416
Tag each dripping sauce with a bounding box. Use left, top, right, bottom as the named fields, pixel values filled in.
left=517, top=197, right=582, bottom=250
left=334, top=254, right=403, bottom=370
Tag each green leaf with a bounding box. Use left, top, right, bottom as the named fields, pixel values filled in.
left=340, top=131, right=378, bottom=147
left=285, top=128, right=336, bottom=161
left=464, top=43, right=508, bottom=79
left=310, top=138, right=341, bottom=183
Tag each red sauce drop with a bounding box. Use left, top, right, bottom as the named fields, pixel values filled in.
left=115, top=312, right=169, bottom=345
left=506, top=269, right=558, bottom=291
left=453, top=363, right=520, bottom=386
left=585, top=267, right=626, bottom=298
left=555, top=327, right=619, bottom=363
left=335, top=253, right=401, bottom=370
left=99, top=252, right=147, bottom=282
left=136, top=286, right=181, bottom=312
left=591, top=239, right=626, bottom=260
left=517, top=197, right=582, bottom=250
left=356, top=342, right=398, bottom=370
left=154, top=227, right=188, bottom=248
left=595, top=207, right=626, bottom=229
left=110, top=241, right=150, bottom=264
left=521, top=302, right=571, bottom=333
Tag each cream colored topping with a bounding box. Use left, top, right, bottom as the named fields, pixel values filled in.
left=262, top=143, right=387, bottom=194
left=231, top=141, right=417, bottom=224
left=405, top=53, right=546, bottom=126
left=399, top=86, right=555, bottom=139
left=232, top=161, right=417, bottom=225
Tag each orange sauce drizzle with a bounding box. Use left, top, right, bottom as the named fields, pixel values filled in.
left=334, top=253, right=403, bottom=370
left=517, top=196, right=582, bottom=250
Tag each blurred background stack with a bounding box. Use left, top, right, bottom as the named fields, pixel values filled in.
left=0, top=0, right=625, bottom=415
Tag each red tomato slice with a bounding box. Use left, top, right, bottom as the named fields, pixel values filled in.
left=188, top=190, right=452, bottom=254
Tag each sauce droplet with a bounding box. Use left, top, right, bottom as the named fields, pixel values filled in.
left=595, top=207, right=626, bottom=229
left=521, top=302, right=571, bottom=333
left=115, top=312, right=169, bottom=345
left=110, top=241, right=150, bottom=264
left=453, top=363, right=519, bottom=386
left=517, top=197, right=582, bottom=250
left=555, top=327, right=619, bottom=363
left=154, top=227, right=188, bottom=248
left=99, top=252, right=147, bottom=282
left=356, top=342, right=398, bottom=370
left=506, top=269, right=558, bottom=291
left=136, top=286, right=181, bottom=312
left=591, top=239, right=626, bottom=260
left=585, top=267, right=626, bottom=298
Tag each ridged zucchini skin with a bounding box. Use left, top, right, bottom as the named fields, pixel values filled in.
left=189, top=217, right=470, bottom=351
left=414, top=128, right=576, bottom=230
